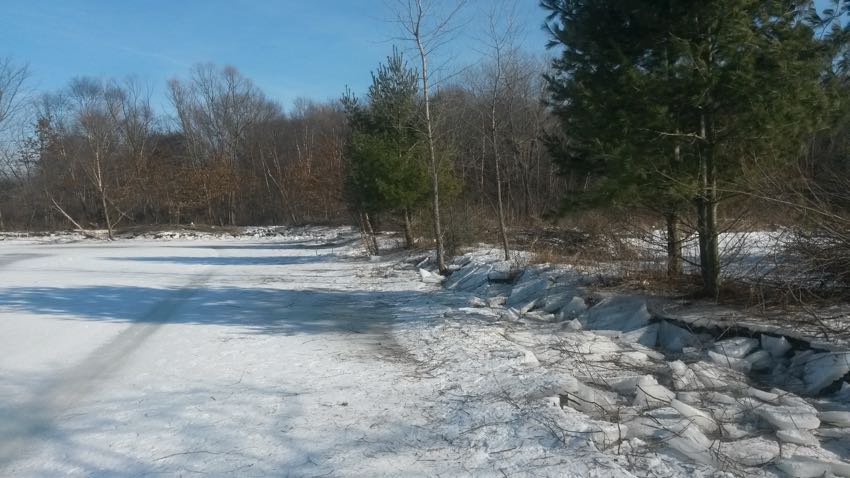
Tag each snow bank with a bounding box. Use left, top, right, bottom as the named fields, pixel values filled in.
left=421, top=246, right=850, bottom=477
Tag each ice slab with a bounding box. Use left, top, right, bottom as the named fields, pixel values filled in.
left=713, top=337, right=759, bottom=359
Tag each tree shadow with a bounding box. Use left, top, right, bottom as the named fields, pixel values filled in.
left=0, top=285, right=427, bottom=336
left=0, top=253, right=47, bottom=268
left=0, top=378, right=453, bottom=477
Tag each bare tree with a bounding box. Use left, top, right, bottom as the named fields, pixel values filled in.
left=68, top=78, right=120, bottom=239
left=481, top=0, right=520, bottom=261
left=390, top=0, right=466, bottom=274
left=0, top=59, right=30, bottom=229
left=0, top=58, right=29, bottom=135
left=169, top=64, right=279, bottom=225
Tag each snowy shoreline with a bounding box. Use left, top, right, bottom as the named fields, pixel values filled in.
left=412, top=247, right=850, bottom=476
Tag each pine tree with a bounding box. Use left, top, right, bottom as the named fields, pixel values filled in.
left=544, top=0, right=836, bottom=296
left=343, top=49, right=429, bottom=250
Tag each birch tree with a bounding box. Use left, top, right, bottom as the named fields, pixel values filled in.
left=480, top=0, right=519, bottom=261
left=390, top=0, right=466, bottom=273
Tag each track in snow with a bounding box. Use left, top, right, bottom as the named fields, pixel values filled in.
left=0, top=235, right=424, bottom=477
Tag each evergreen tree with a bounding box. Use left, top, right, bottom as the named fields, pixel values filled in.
left=343, top=49, right=429, bottom=249
left=544, top=0, right=837, bottom=296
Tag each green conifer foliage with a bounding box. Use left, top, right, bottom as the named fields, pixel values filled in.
left=544, top=0, right=838, bottom=295
left=343, top=48, right=429, bottom=248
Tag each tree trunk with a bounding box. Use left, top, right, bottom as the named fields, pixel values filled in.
left=363, top=212, right=379, bottom=255
left=403, top=208, right=414, bottom=249
left=100, top=191, right=113, bottom=240
left=95, top=155, right=113, bottom=240
left=229, top=191, right=237, bottom=225
left=358, top=211, right=379, bottom=255
left=665, top=211, right=683, bottom=277
left=696, top=115, right=720, bottom=297
left=415, top=24, right=447, bottom=274
left=696, top=197, right=720, bottom=297
left=204, top=181, right=214, bottom=225
left=491, top=101, right=510, bottom=262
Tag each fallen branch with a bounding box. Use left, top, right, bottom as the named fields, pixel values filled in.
left=48, top=195, right=100, bottom=239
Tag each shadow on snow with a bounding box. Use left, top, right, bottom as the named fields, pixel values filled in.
left=0, top=285, right=428, bottom=336
left=105, top=255, right=335, bottom=266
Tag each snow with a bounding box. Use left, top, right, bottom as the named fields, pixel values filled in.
left=418, top=267, right=444, bottom=283
left=430, top=245, right=850, bottom=476
left=2, top=232, right=850, bottom=477
left=2, top=228, right=468, bottom=476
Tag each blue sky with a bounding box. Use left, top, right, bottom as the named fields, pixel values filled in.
left=2, top=0, right=551, bottom=113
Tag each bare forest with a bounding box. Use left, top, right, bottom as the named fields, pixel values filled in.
left=0, top=56, right=560, bottom=233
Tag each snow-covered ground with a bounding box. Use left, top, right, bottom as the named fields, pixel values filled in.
left=432, top=249, right=850, bottom=477
left=0, top=228, right=847, bottom=477
left=0, top=227, right=444, bottom=476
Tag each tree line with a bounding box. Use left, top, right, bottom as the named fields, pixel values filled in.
left=0, top=2, right=560, bottom=244
left=2, top=0, right=850, bottom=297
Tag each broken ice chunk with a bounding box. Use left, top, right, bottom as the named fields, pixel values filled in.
left=776, top=456, right=832, bottom=478
left=559, top=296, right=588, bottom=320
left=804, top=352, right=850, bottom=395
left=581, top=296, right=652, bottom=332
left=819, top=411, right=850, bottom=427
left=717, top=437, right=779, bottom=467
left=418, top=268, right=444, bottom=283
left=746, top=387, right=779, bottom=404
left=755, top=404, right=820, bottom=430
left=657, top=321, right=700, bottom=353
left=467, top=296, right=487, bottom=307
left=669, top=360, right=700, bottom=391
left=633, top=376, right=675, bottom=409
left=707, top=350, right=752, bottom=373
left=670, top=398, right=718, bottom=434
left=761, top=334, right=792, bottom=359
left=621, top=324, right=659, bottom=348
left=743, top=349, right=773, bottom=372
left=776, top=429, right=819, bottom=447
left=713, top=337, right=759, bottom=359
left=506, top=275, right=549, bottom=308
